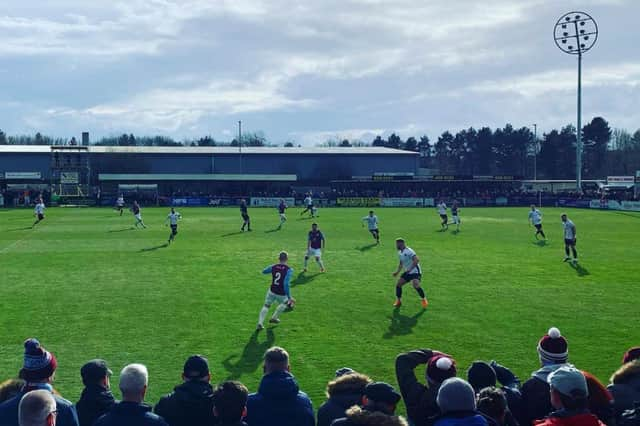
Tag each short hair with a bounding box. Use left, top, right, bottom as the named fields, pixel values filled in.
left=477, top=387, right=507, bottom=421
left=213, top=381, right=249, bottom=423
left=279, top=251, right=288, bottom=261
left=19, top=390, right=56, bottom=426
left=119, top=364, right=148, bottom=396
left=264, top=347, right=289, bottom=372
left=395, top=238, right=405, bottom=243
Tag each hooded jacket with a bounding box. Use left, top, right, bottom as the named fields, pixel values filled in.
left=246, top=370, right=314, bottom=426
left=0, top=383, right=79, bottom=426
left=608, top=361, right=640, bottom=419
left=318, top=374, right=370, bottom=426
left=533, top=410, right=606, bottom=426
left=154, top=380, right=216, bottom=426
left=331, top=405, right=408, bottom=426
left=76, top=384, right=117, bottom=426
left=521, top=363, right=572, bottom=426
left=94, top=401, right=168, bottom=426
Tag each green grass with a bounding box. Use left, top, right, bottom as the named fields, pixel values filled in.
left=0, top=206, right=638, bottom=411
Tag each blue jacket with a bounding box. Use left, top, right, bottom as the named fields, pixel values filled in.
left=246, top=371, right=314, bottom=426
left=434, top=413, right=488, bottom=426
left=94, top=401, right=168, bottom=426
left=0, top=383, right=79, bottom=426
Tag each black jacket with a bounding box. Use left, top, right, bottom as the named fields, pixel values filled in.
left=76, top=384, right=116, bottom=426
left=608, top=362, right=640, bottom=421
left=395, top=349, right=443, bottom=426
left=94, top=401, right=168, bottom=426
left=154, top=380, right=216, bottom=426
left=521, top=364, right=570, bottom=426
left=318, top=375, right=370, bottom=426
left=331, top=405, right=407, bottom=426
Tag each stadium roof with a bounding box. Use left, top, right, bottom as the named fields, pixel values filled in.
left=0, top=145, right=418, bottom=155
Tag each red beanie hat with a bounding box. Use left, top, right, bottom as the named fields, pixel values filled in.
left=427, top=355, right=457, bottom=385
left=623, top=347, right=640, bottom=365
left=20, top=338, right=57, bottom=382
left=538, top=327, right=568, bottom=364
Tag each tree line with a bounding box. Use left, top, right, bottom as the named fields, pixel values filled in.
left=1, top=117, right=640, bottom=178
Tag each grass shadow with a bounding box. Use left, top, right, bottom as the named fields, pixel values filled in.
left=222, top=329, right=275, bottom=380
left=108, top=227, right=135, bottom=233
left=569, top=262, right=590, bottom=277
left=139, top=243, right=169, bottom=252
left=533, top=240, right=548, bottom=247
left=221, top=231, right=245, bottom=237
left=291, top=272, right=320, bottom=287
left=264, top=227, right=281, bottom=234
left=7, top=226, right=34, bottom=231
left=356, top=242, right=378, bottom=252
left=383, top=308, right=426, bottom=339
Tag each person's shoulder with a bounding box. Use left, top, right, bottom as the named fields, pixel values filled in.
left=145, top=410, right=169, bottom=425
left=53, top=394, right=75, bottom=408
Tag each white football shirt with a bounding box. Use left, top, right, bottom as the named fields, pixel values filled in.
left=563, top=219, right=576, bottom=240
left=399, top=247, right=421, bottom=274
left=363, top=215, right=378, bottom=230
left=34, top=203, right=45, bottom=214
left=167, top=212, right=181, bottom=225
left=529, top=210, right=543, bottom=225
left=437, top=203, right=447, bottom=215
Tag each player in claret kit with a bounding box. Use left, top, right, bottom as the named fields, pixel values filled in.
left=362, top=210, right=380, bottom=244
left=240, top=199, right=251, bottom=232
left=257, top=251, right=295, bottom=330
left=392, top=238, right=428, bottom=309
left=277, top=199, right=287, bottom=230
left=32, top=198, right=46, bottom=228
left=304, top=223, right=325, bottom=273
left=451, top=201, right=461, bottom=232
left=528, top=205, right=546, bottom=240
left=165, top=208, right=182, bottom=244
left=131, top=200, right=146, bottom=229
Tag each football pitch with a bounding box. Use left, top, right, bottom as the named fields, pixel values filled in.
left=0, top=206, right=638, bottom=408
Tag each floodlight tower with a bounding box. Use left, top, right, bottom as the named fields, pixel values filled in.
left=554, top=11, right=598, bottom=192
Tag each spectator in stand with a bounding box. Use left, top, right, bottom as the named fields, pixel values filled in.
left=534, top=366, right=605, bottom=426
left=521, top=328, right=572, bottom=426
left=433, top=378, right=487, bottom=426
left=154, top=355, right=215, bottom=426
left=212, top=381, right=249, bottom=426
left=94, top=364, right=167, bottom=426
left=76, top=360, right=116, bottom=426
left=245, top=346, right=314, bottom=426
left=0, top=338, right=79, bottom=426
left=395, top=348, right=457, bottom=426
left=18, top=389, right=57, bottom=426
left=476, top=387, right=509, bottom=426
left=317, top=368, right=372, bottom=426
left=467, top=361, right=522, bottom=425
left=581, top=372, right=614, bottom=425
left=608, top=347, right=640, bottom=421
left=0, top=379, right=25, bottom=404
left=331, top=382, right=407, bottom=426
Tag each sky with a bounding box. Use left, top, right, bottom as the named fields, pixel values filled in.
left=0, top=0, right=638, bottom=145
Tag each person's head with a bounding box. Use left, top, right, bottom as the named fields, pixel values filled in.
left=311, top=223, right=318, bottom=231
left=467, top=361, right=497, bottom=393
left=212, top=381, right=248, bottom=424
left=264, top=347, right=290, bottom=374
left=561, top=213, right=568, bottom=222
left=477, top=387, right=508, bottom=423
left=20, top=339, right=57, bottom=384
left=170, top=208, right=175, bottom=214
left=623, top=347, right=640, bottom=365
left=18, top=389, right=57, bottom=426
left=531, top=204, right=536, bottom=211
left=395, top=238, right=406, bottom=251
left=436, top=378, right=476, bottom=414
left=119, top=364, right=148, bottom=403
left=326, top=370, right=371, bottom=398
left=182, top=355, right=210, bottom=383
left=548, top=366, right=589, bottom=411
left=361, top=382, right=401, bottom=415
left=369, top=211, right=374, bottom=216
left=537, top=327, right=569, bottom=366
left=278, top=251, right=288, bottom=264
left=0, top=378, right=26, bottom=404
left=426, top=355, right=457, bottom=386
left=80, top=359, right=112, bottom=389
left=240, top=199, right=246, bottom=205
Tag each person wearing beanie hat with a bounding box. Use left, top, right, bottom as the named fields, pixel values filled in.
left=396, top=348, right=457, bottom=426
left=332, top=382, right=409, bottom=426
left=622, top=347, right=640, bottom=365
left=520, top=328, right=574, bottom=426
left=153, top=355, right=216, bottom=426
left=317, top=371, right=372, bottom=426
left=534, top=366, right=605, bottom=426
left=467, top=361, right=523, bottom=426
left=607, top=354, right=640, bottom=422
left=0, top=338, right=79, bottom=426
left=433, top=378, right=487, bottom=426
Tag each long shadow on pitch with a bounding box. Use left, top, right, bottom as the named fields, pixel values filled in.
left=265, top=227, right=281, bottom=233
left=357, top=243, right=378, bottom=252
left=291, top=272, right=320, bottom=287
left=532, top=240, right=548, bottom=247
left=108, top=227, right=135, bottom=233
left=569, top=262, right=590, bottom=277
left=221, top=231, right=245, bottom=237
left=222, top=328, right=276, bottom=380
left=139, top=243, right=169, bottom=252
left=7, top=226, right=34, bottom=231
left=383, top=308, right=425, bottom=339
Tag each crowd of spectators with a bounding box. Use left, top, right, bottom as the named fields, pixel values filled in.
left=1, top=330, right=638, bottom=426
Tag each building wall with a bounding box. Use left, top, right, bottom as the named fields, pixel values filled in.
left=0, top=153, right=51, bottom=179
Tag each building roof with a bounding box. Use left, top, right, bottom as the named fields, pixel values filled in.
left=0, top=145, right=418, bottom=155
